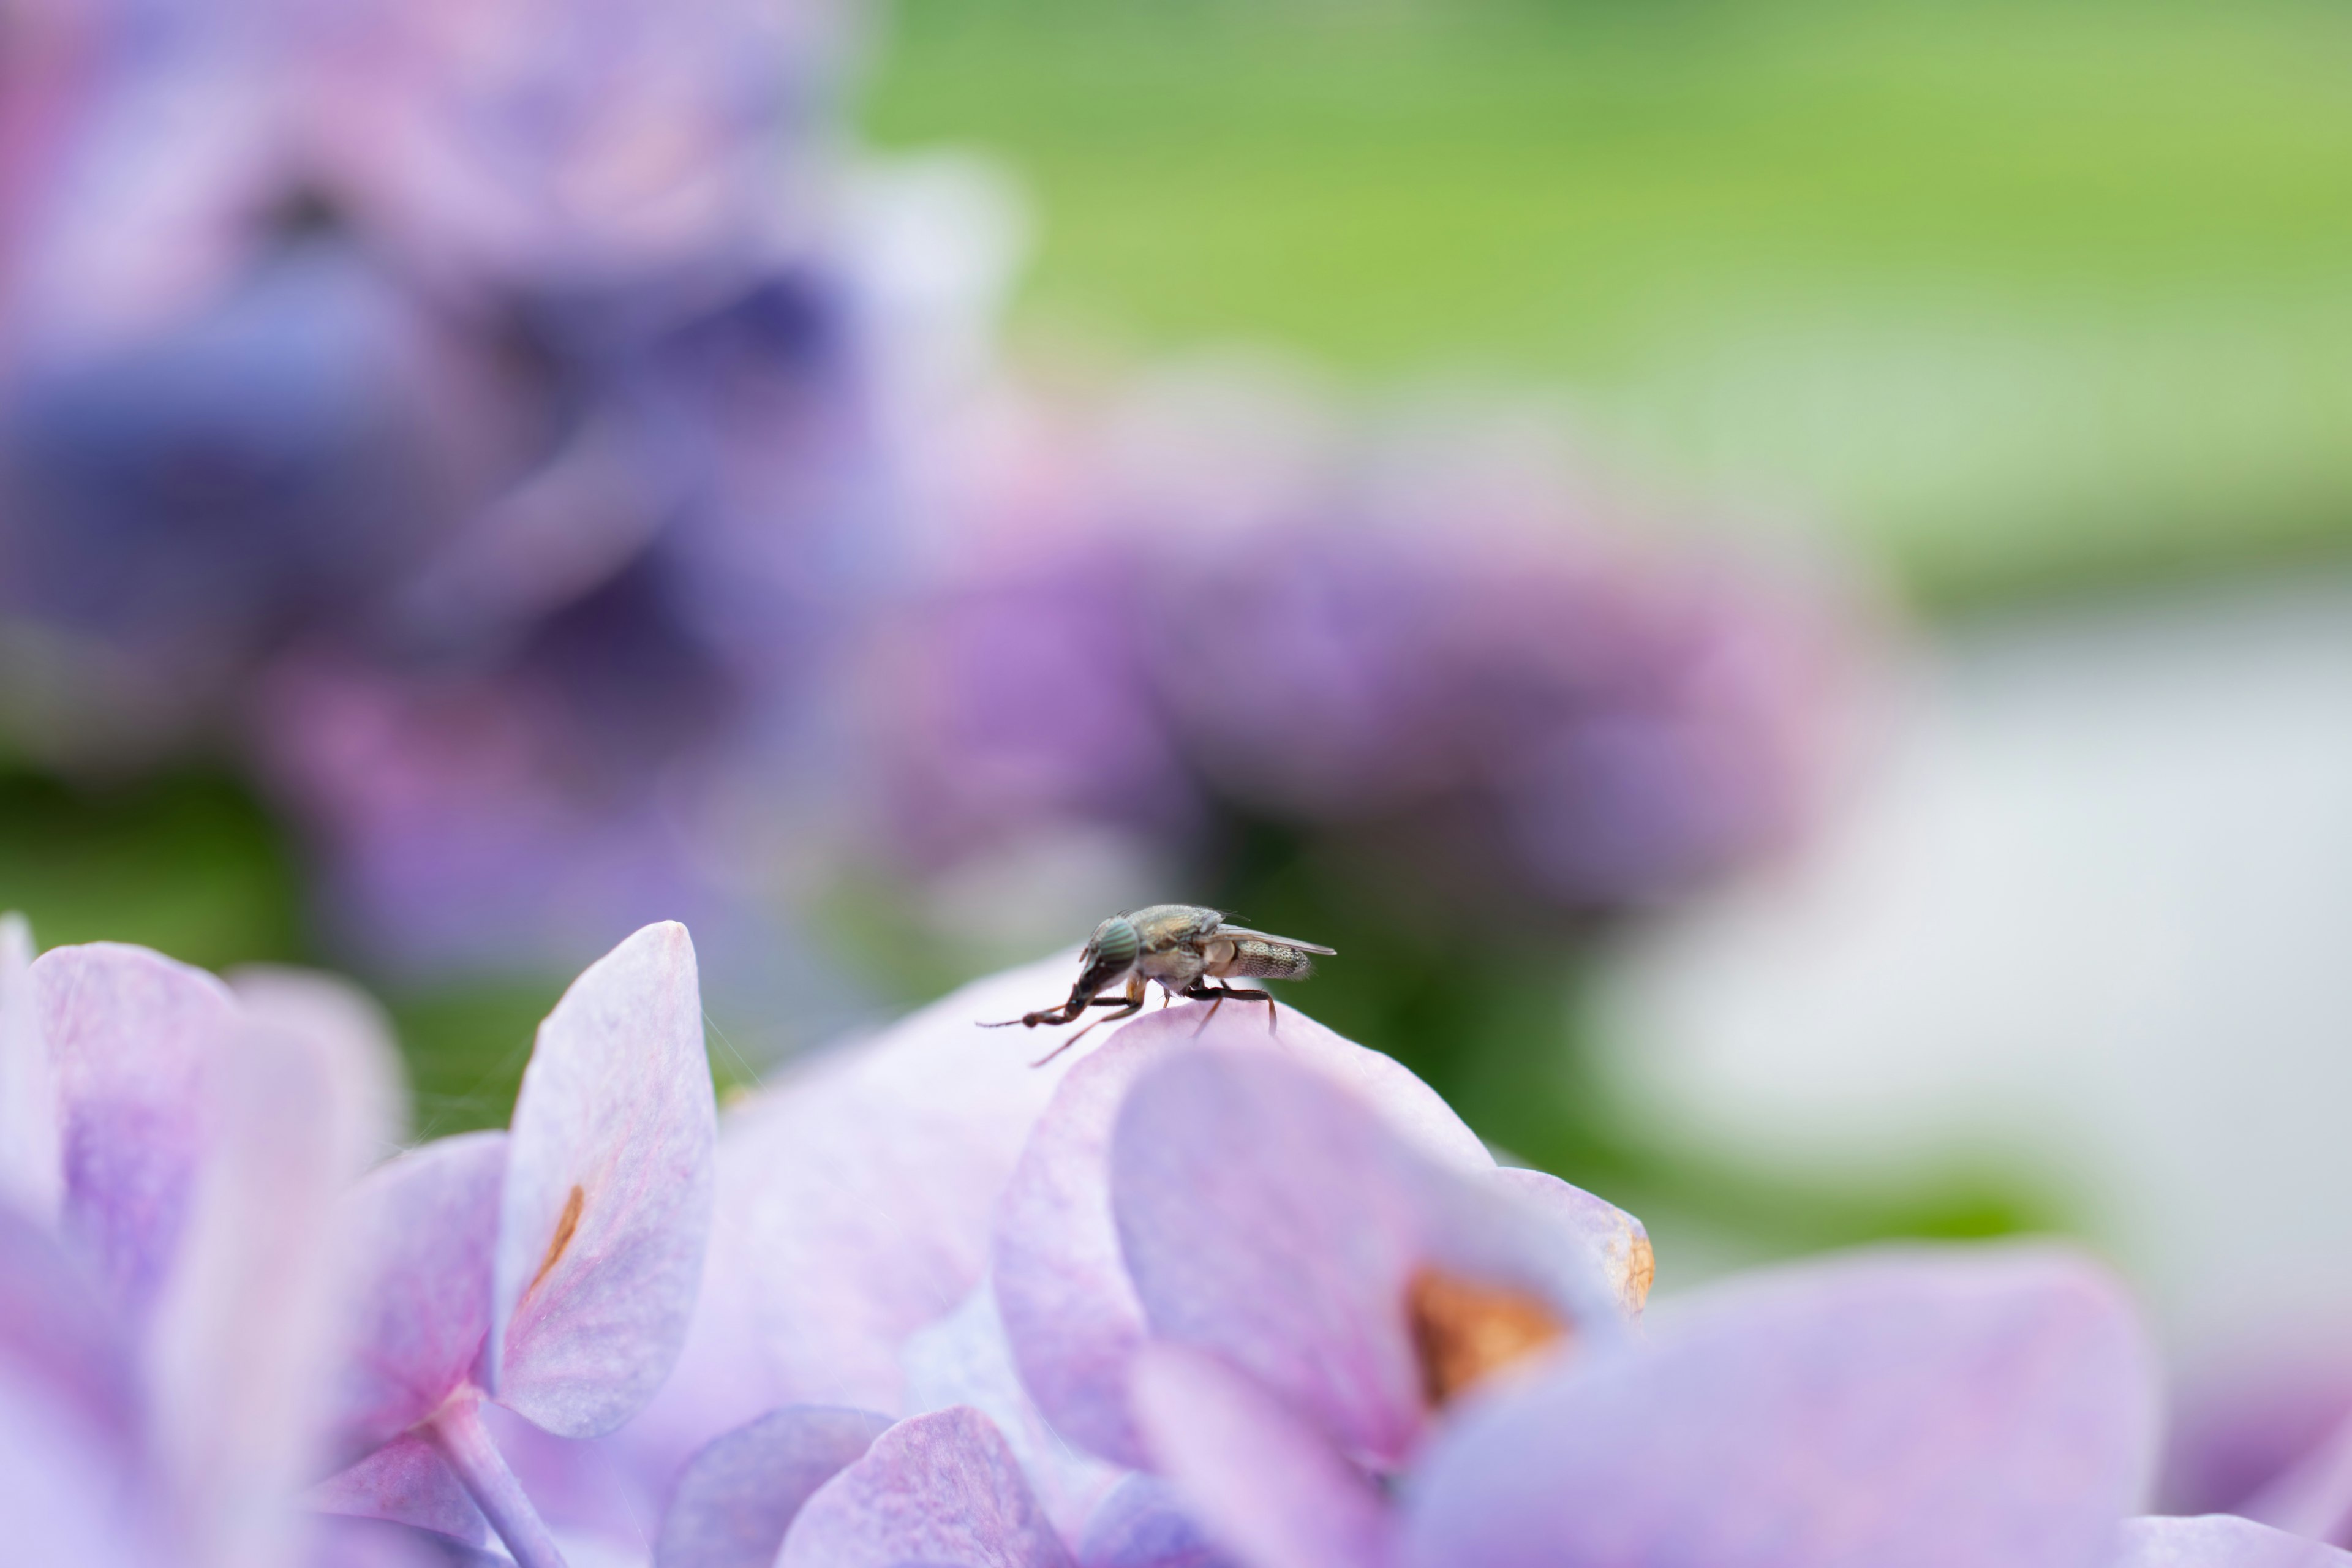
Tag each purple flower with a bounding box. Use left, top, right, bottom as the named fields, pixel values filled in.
left=312, top=922, right=716, bottom=1567
left=858, top=383, right=1856, bottom=921
left=1008, top=1041, right=2160, bottom=1568
left=0, top=918, right=398, bottom=1568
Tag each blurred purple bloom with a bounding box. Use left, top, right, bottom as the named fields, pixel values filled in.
left=860, top=383, right=1858, bottom=920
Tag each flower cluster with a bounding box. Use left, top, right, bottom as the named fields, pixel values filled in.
left=1, top=911, right=2332, bottom=1568
left=854, top=379, right=1857, bottom=938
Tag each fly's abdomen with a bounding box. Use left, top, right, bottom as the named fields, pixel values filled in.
left=1224, top=937, right=1317, bottom=981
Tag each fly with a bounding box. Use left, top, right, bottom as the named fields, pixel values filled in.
left=984, top=903, right=1336, bottom=1065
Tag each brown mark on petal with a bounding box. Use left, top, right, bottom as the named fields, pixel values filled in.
left=1406, top=1267, right=1567, bottom=1408
left=1622, top=1230, right=1657, bottom=1313
left=529, top=1184, right=585, bottom=1298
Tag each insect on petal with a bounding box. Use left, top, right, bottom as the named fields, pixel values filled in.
left=488, top=921, right=717, bottom=1438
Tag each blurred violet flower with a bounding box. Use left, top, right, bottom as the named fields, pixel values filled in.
left=0, top=0, right=897, bottom=1003
left=857, top=375, right=1864, bottom=933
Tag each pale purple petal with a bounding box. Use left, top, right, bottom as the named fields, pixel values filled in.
left=0, top=1369, right=150, bottom=1568
left=903, top=1283, right=1126, bottom=1544
left=996, top=1001, right=1489, bottom=1468
left=1128, top=1343, right=1392, bottom=1568
left=1110, top=1049, right=1619, bottom=1469
left=329, top=1133, right=508, bottom=1461
left=723, top=956, right=1091, bottom=1415
left=228, top=965, right=412, bottom=1153
left=778, top=1406, right=1073, bottom=1568
left=0, top=1200, right=140, bottom=1452
left=655, top=1406, right=891, bottom=1568
left=149, top=1016, right=398, bottom=1568
left=1488, top=1167, right=1653, bottom=1315
left=1079, top=1476, right=1243, bottom=1568
left=0, top=913, right=62, bottom=1224
left=2114, top=1516, right=2352, bottom=1567
left=33, top=941, right=237, bottom=1320
left=311, top=1434, right=490, bottom=1546
left=306, top=1513, right=513, bottom=1568
left=489, top=921, right=716, bottom=1438
left=1403, top=1246, right=2158, bottom=1568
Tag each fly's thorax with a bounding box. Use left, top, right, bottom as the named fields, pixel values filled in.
left=1126, top=905, right=1224, bottom=951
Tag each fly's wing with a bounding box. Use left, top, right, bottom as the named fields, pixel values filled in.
left=1212, top=924, right=1338, bottom=981
left=1215, top=924, right=1338, bottom=956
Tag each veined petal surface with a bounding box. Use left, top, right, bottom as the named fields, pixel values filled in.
left=489, top=921, right=716, bottom=1438
left=655, top=1404, right=891, bottom=1568
left=778, top=1405, right=1072, bottom=1568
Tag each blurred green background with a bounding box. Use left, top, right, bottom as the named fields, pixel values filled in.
left=6, top=0, right=2348, bottom=1220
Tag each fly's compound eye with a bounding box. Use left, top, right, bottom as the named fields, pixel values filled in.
left=1084, top=915, right=1140, bottom=973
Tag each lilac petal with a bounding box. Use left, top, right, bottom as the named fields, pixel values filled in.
left=149, top=1016, right=398, bottom=1568
left=997, top=1001, right=1490, bottom=1468
left=33, top=941, right=237, bottom=1320
left=312, top=1434, right=490, bottom=1546
left=307, top=1513, right=516, bottom=1567
left=329, top=1133, right=508, bottom=1461
left=1110, top=1049, right=1622, bottom=1469
left=1079, top=1475, right=1245, bottom=1568
left=489, top=921, right=716, bottom=1438
left=654, top=1406, right=892, bottom=1568
left=725, top=955, right=1093, bottom=1414
left=2115, top=1516, right=2352, bottom=1567
left=0, top=913, right=62, bottom=1224
left=778, top=1406, right=1074, bottom=1568
left=1488, top=1167, right=1653, bottom=1315
left=1403, top=1246, right=2158, bottom=1568
left=1128, top=1343, right=1393, bottom=1568
left=903, top=1283, right=1127, bottom=1544
left=228, top=965, right=412, bottom=1153
left=0, top=1369, right=149, bottom=1568
left=0, top=1199, right=140, bottom=1452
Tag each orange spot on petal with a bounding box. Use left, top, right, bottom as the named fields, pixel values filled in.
left=529, top=1184, right=585, bottom=1298
left=1406, top=1266, right=1567, bottom=1408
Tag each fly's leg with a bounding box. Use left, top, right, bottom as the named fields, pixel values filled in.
left=1031, top=976, right=1147, bottom=1066
left=1181, top=981, right=1275, bottom=1036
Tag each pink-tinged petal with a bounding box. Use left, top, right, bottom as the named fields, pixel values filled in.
left=1488, top=1168, right=1653, bottom=1316
left=903, top=1283, right=1127, bottom=1544
left=1129, top=1343, right=1393, bottom=1568
left=1080, top=1477, right=1241, bottom=1568
left=149, top=1017, right=398, bottom=1568
left=0, top=913, right=62, bottom=1224
left=1403, top=1246, right=2157, bottom=1568
left=34, top=942, right=236, bottom=1320
left=328, top=1132, right=508, bottom=1460
left=2115, top=1516, right=2352, bottom=1567
left=997, top=1001, right=1488, bottom=1468
left=0, top=1200, right=140, bottom=1452
left=306, top=1513, right=514, bottom=1568
left=1110, top=1049, right=1621, bottom=1469
left=778, top=1406, right=1074, bottom=1568
left=311, top=1434, right=489, bottom=1546
left=228, top=965, right=412, bottom=1155
left=655, top=1406, right=891, bottom=1568
left=489, top=921, right=716, bottom=1438
left=0, top=1369, right=151, bottom=1568
left=725, top=956, right=1091, bottom=1414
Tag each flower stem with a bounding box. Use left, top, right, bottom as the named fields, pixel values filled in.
left=423, top=1389, right=571, bottom=1568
